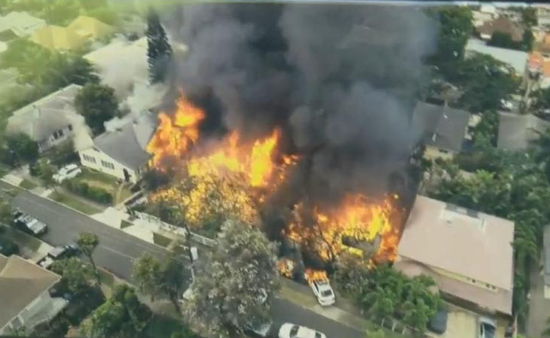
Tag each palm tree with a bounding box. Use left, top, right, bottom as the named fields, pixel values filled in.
left=77, top=232, right=101, bottom=287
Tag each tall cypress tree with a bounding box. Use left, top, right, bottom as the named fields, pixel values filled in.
left=146, top=8, right=172, bottom=83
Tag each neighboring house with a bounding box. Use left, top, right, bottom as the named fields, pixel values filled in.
left=497, top=112, right=550, bottom=151
left=528, top=52, right=550, bottom=87
left=5, top=84, right=92, bottom=153
left=395, top=195, right=515, bottom=317
left=78, top=111, right=156, bottom=183
left=412, top=101, right=472, bottom=160
left=466, top=38, right=528, bottom=76
left=84, top=37, right=149, bottom=97
left=543, top=226, right=550, bottom=299
left=0, top=11, right=45, bottom=38
left=31, top=15, right=113, bottom=51
left=473, top=5, right=497, bottom=27
left=0, top=254, right=68, bottom=335
left=476, top=17, right=524, bottom=42
left=535, top=34, right=550, bottom=57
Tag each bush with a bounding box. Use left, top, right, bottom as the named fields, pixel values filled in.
left=63, top=179, right=113, bottom=204
left=0, top=237, right=19, bottom=256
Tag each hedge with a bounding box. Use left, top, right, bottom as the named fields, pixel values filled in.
left=63, top=179, right=113, bottom=204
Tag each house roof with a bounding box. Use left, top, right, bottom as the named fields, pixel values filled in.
left=497, top=112, right=550, bottom=151
left=466, top=38, right=528, bottom=75
left=6, top=84, right=91, bottom=144
left=67, top=15, right=113, bottom=40
left=93, top=112, right=156, bottom=171
left=476, top=17, right=524, bottom=42
left=398, top=195, right=515, bottom=291
left=0, top=11, right=46, bottom=38
left=0, top=254, right=61, bottom=330
left=31, top=25, right=85, bottom=50
left=395, top=258, right=513, bottom=315
left=412, top=101, right=470, bottom=152
left=84, top=37, right=149, bottom=94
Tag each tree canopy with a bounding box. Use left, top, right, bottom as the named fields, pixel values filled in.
left=51, top=257, right=96, bottom=296
left=82, top=284, right=151, bottom=338
left=146, top=8, right=173, bottom=83
left=74, top=83, right=120, bottom=135
left=4, top=133, right=39, bottom=164
left=186, top=219, right=279, bottom=338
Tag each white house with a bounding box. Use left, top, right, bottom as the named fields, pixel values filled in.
left=78, top=111, right=156, bottom=183
left=5, top=84, right=93, bottom=153
left=0, top=11, right=45, bottom=39
left=0, top=254, right=68, bottom=335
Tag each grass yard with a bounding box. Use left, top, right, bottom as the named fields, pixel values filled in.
left=50, top=191, right=102, bottom=215
left=98, top=268, right=116, bottom=288
left=2, top=226, right=42, bottom=251
left=77, top=169, right=132, bottom=204
left=20, top=179, right=37, bottom=190
left=144, top=315, right=198, bottom=338
left=153, top=232, right=172, bottom=248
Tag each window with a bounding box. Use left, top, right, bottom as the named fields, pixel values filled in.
left=82, top=154, right=96, bottom=164
left=68, top=124, right=73, bottom=131
left=101, top=160, right=115, bottom=170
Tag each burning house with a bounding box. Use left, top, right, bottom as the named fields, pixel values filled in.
left=145, top=4, right=438, bottom=276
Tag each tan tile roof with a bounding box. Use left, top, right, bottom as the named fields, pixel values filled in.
left=476, top=17, right=524, bottom=42
left=0, top=255, right=61, bottom=330
left=398, top=196, right=515, bottom=291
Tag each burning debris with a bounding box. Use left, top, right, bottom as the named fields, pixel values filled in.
left=146, top=3, right=437, bottom=276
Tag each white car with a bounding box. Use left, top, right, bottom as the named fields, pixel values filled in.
left=278, top=323, right=326, bottom=338
left=53, top=164, right=82, bottom=183
left=309, top=279, right=335, bottom=306
left=478, top=317, right=496, bottom=338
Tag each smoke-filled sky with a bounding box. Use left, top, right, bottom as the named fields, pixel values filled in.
left=163, top=3, right=437, bottom=203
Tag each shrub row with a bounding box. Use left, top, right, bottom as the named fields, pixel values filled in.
left=64, top=179, right=113, bottom=204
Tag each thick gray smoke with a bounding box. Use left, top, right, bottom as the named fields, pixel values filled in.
left=165, top=3, right=437, bottom=203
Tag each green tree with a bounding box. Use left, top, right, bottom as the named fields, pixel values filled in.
left=82, top=284, right=151, bottom=338
left=428, top=7, right=473, bottom=69
left=0, top=201, right=11, bottom=224
left=472, top=111, right=499, bottom=147
left=533, top=87, right=550, bottom=112
left=488, top=32, right=518, bottom=49
left=74, top=83, right=119, bottom=135
left=146, top=8, right=172, bottom=83
left=6, top=133, right=39, bottom=163
left=43, top=0, right=80, bottom=25
left=51, top=257, right=96, bottom=296
left=37, top=159, right=55, bottom=187
left=362, top=286, right=396, bottom=320
left=77, top=233, right=101, bottom=287
left=133, top=252, right=189, bottom=312
left=521, top=29, right=535, bottom=52
left=186, top=219, right=279, bottom=338
left=365, top=329, right=385, bottom=338
left=521, top=7, right=538, bottom=27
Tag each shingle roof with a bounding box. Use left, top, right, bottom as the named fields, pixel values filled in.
left=398, top=196, right=515, bottom=290
left=6, top=84, right=89, bottom=142
left=0, top=255, right=61, bottom=330
left=466, top=39, right=528, bottom=75
left=497, top=112, right=550, bottom=151
left=412, top=101, right=470, bottom=152
left=93, top=112, right=156, bottom=171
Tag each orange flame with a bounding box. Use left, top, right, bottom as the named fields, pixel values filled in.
left=277, top=258, right=295, bottom=278
left=305, top=269, right=328, bottom=283
left=147, top=93, right=205, bottom=168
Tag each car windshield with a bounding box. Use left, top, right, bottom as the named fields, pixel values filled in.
left=321, top=289, right=333, bottom=297
left=290, top=325, right=300, bottom=337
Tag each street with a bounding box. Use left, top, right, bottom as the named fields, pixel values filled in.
left=2, top=185, right=365, bottom=338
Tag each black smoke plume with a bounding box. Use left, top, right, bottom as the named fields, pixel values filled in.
left=164, top=3, right=437, bottom=206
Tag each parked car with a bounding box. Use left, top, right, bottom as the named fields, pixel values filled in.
left=479, top=317, right=496, bottom=338
left=245, top=321, right=272, bottom=338
left=308, top=278, right=335, bottom=306
left=48, top=244, right=79, bottom=260
left=14, top=211, right=47, bottom=236
left=278, top=323, right=326, bottom=338
left=428, top=307, right=448, bottom=334
left=53, top=164, right=82, bottom=184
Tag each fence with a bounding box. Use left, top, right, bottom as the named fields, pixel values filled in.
left=132, top=211, right=217, bottom=248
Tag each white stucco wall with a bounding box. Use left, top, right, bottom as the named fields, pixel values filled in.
left=79, top=146, right=140, bottom=183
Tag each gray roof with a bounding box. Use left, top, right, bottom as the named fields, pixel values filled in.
left=412, top=102, right=471, bottom=152
left=497, top=112, right=550, bottom=151
left=93, top=112, right=156, bottom=171
left=0, top=254, right=61, bottom=330
left=466, top=39, right=528, bottom=75
left=544, top=226, right=550, bottom=286
left=6, top=84, right=87, bottom=142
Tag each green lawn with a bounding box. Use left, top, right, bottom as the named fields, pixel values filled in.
left=144, top=315, right=198, bottom=338
left=2, top=226, right=42, bottom=251
left=50, top=191, right=102, bottom=215
left=20, top=179, right=37, bottom=190
left=98, top=268, right=115, bottom=288
left=153, top=232, right=172, bottom=248
left=77, top=168, right=132, bottom=205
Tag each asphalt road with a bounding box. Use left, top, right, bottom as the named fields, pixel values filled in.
left=2, top=185, right=364, bottom=338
